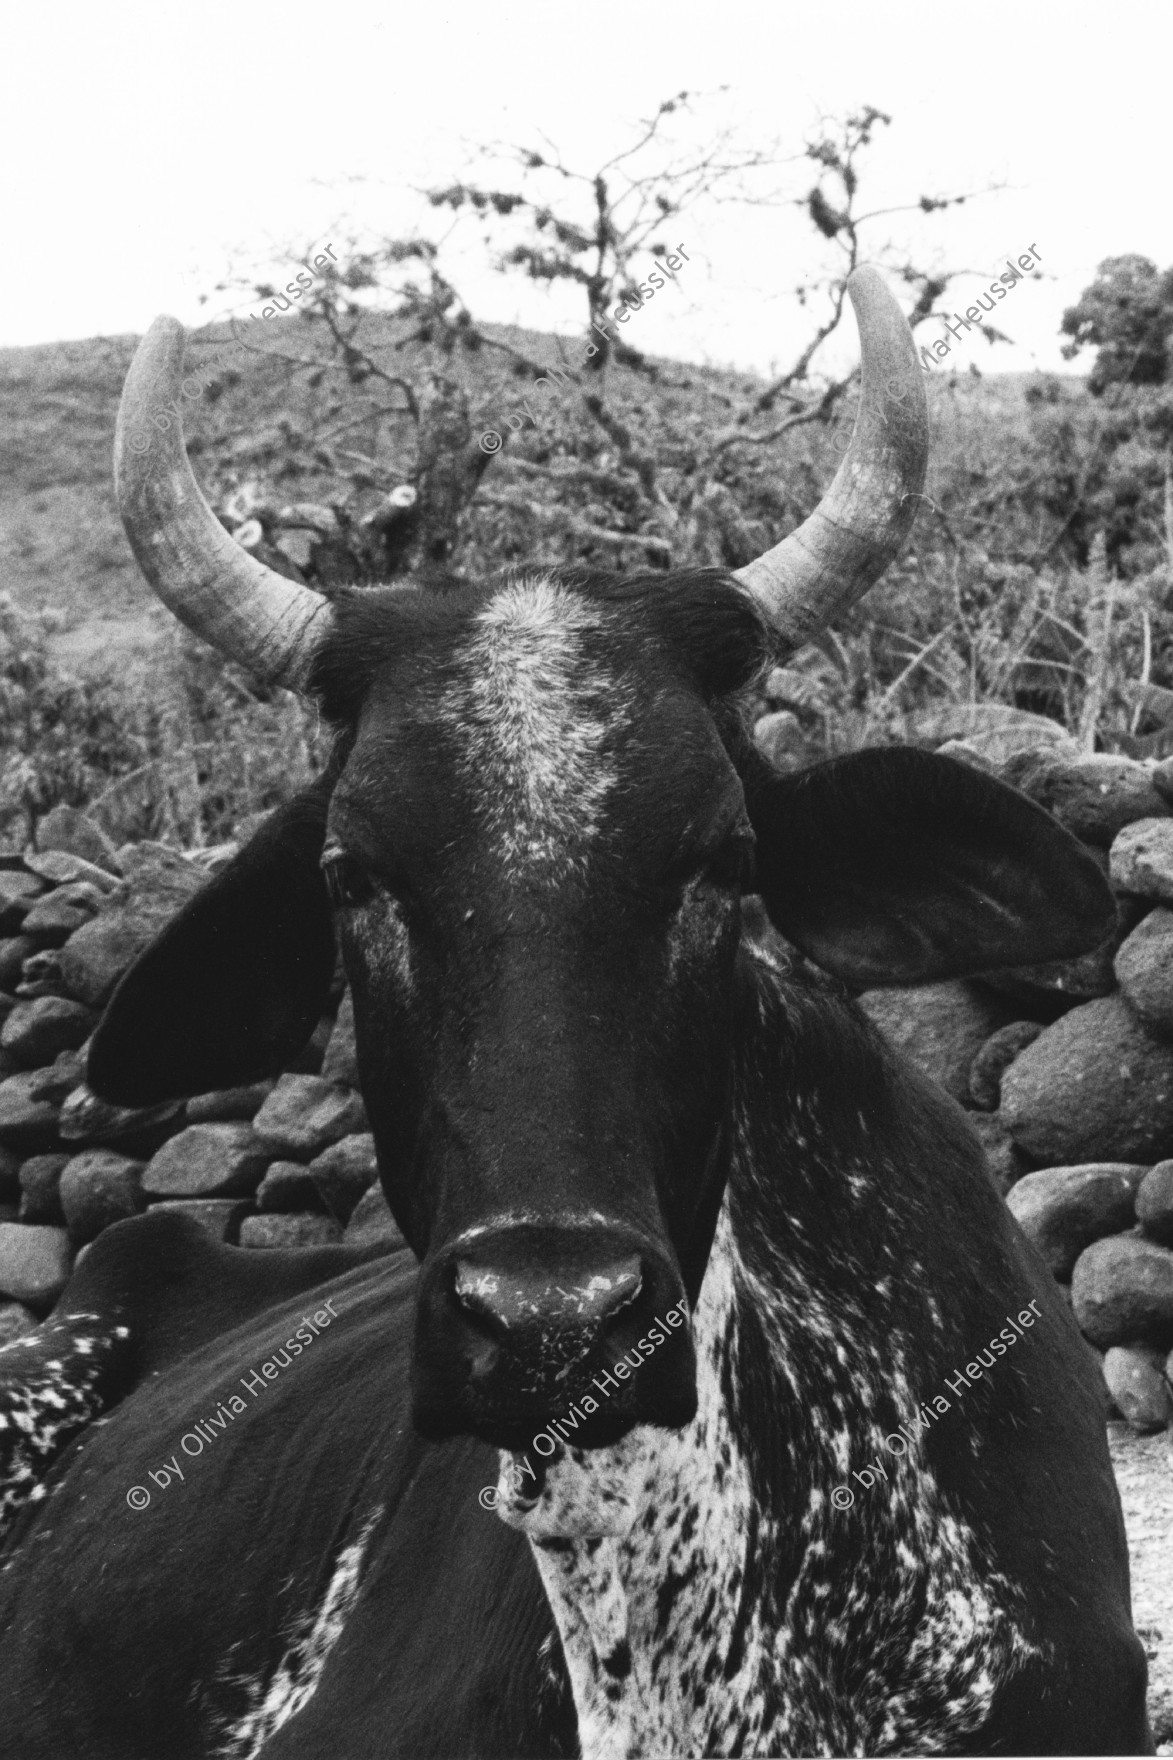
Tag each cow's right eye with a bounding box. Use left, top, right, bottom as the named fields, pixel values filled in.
left=320, top=846, right=375, bottom=910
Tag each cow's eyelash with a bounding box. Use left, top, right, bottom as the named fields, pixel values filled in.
left=320, top=845, right=376, bottom=909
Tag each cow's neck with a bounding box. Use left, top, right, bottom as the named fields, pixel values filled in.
left=498, top=955, right=1037, bottom=1759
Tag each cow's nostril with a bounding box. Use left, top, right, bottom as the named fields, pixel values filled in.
left=453, top=1256, right=643, bottom=1335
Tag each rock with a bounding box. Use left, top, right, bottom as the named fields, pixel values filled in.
left=1006, top=1163, right=1149, bottom=1278
left=0, top=870, right=45, bottom=934
left=185, top=1082, right=274, bottom=1124
left=22, top=849, right=119, bottom=890
left=309, top=1133, right=378, bottom=1224
left=1115, top=907, right=1173, bottom=1034
left=16, top=949, right=63, bottom=995
left=28, top=1050, right=87, bottom=1106
left=19, top=895, right=94, bottom=943
left=1072, top=1235, right=1173, bottom=1348
left=58, top=1084, right=182, bottom=1154
left=968, top=1022, right=1044, bottom=1111
left=252, top=1076, right=368, bottom=1160
left=0, top=1071, right=60, bottom=1153
left=59, top=1149, right=146, bottom=1243
left=0, top=996, right=96, bottom=1067
left=58, top=857, right=208, bottom=1008
left=0, top=1300, right=39, bottom=1347
left=18, top=1152, right=69, bottom=1224
left=142, top=1123, right=269, bottom=1199
left=1110, top=818, right=1173, bottom=903
left=1003, top=752, right=1169, bottom=847
left=256, top=1161, right=322, bottom=1212
left=344, top=1184, right=407, bottom=1250
left=858, top=981, right=1015, bottom=1104
left=753, top=711, right=806, bottom=770
left=1136, top=1161, right=1173, bottom=1247
left=0, top=1223, right=71, bottom=1309
left=1102, top=1343, right=1173, bottom=1432
left=910, top=703, right=1078, bottom=765
left=932, top=740, right=997, bottom=773
left=320, top=992, right=359, bottom=1087
left=34, top=805, right=120, bottom=871
left=145, top=1198, right=251, bottom=1243
left=239, top=1213, right=342, bottom=1249
left=0, top=936, right=37, bottom=992
left=1001, top=996, right=1173, bottom=1164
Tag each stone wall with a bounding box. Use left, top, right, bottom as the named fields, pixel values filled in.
left=6, top=743, right=1173, bottom=1434
left=0, top=806, right=402, bottom=1346
left=857, top=738, right=1173, bottom=1434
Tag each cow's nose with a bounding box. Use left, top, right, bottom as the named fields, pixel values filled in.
left=454, top=1255, right=642, bottom=1335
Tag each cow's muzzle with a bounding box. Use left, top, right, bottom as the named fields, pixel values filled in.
left=412, top=1224, right=695, bottom=1447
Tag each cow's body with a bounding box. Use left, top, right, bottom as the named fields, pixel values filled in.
left=0, top=923, right=1148, bottom=1756
left=0, top=272, right=1152, bottom=1755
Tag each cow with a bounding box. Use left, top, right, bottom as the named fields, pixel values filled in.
left=0, top=266, right=1152, bottom=1758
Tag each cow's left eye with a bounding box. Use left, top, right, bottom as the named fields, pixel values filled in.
left=320, top=846, right=375, bottom=909
left=704, top=832, right=757, bottom=891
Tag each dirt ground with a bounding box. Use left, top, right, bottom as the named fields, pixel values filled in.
left=1110, top=1423, right=1173, bottom=1751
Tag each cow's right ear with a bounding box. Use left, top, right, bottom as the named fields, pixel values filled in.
left=87, top=781, right=336, bottom=1106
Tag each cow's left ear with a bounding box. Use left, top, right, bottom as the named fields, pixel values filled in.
left=87, top=780, right=336, bottom=1106
left=745, top=746, right=1115, bottom=987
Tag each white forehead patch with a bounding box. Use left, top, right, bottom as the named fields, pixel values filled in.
left=444, top=578, right=630, bottom=876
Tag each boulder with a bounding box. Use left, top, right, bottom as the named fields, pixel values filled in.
left=0, top=996, right=96, bottom=1067
left=34, top=805, right=120, bottom=871
left=858, top=982, right=1016, bottom=1104
left=59, top=1150, right=146, bottom=1243
left=1115, top=907, right=1173, bottom=1034
left=252, top=1076, right=368, bottom=1160
left=1006, top=1163, right=1148, bottom=1278
left=0, top=1300, right=39, bottom=1347
left=0, top=936, right=36, bottom=992
left=19, top=895, right=95, bottom=943
left=344, top=1184, right=407, bottom=1250
left=1102, top=1343, right=1173, bottom=1432
left=57, top=855, right=207, bottom=1008
left=753, top=711, right=806, bottom=770
left=1110, top=818, right=1173, bottom=903
left=0, top=870, right=45, bottom=934
left=18, top=1152, right=69, bottom=1224
left=968, top=1021, right=1044, bottom=1111
left=58, top=1083, right=182, bottom=1152
left=145, top=1198, right=251, bottom=1243
left=286, top=1015, right=333, bottom=1077
left=1136, top=1161, right=1173, bottom=1247
left=1071, top=1234, right=1173, bottom=1348
left=28, top=1049, right=87, bottom=1106
left=1003, top=751, right=1169, bottom=847
left=256, top=1161, right=323, bottom=1213
left=910, top=704, right=1078, bottom=765
left=0, top=1222, right=71, bottom=1309
left=142, top=1123, right=269, bottom=1199
left=320, top=992, right=359, bottom=1087
left=0, top=1071, right=60, bottom=1153
left=238, top=1213, right=342, bottom=1249
left=1001, top=996, right=1173, bottom=1164
left=23, top=849, right=119, bottom=890
left=185, top=1082, right=274, bottom=1124
left=967, top=1112, right=1030, bottom=1196
left=309, top=1133, right=378, bottom=1224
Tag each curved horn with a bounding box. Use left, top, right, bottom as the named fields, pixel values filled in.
left=115, top=317, right=332, bottom=690
left=734, top=266, right=929, bottom=651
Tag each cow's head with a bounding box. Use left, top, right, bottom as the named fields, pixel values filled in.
left=88, top=272, right=1112, bottom=1454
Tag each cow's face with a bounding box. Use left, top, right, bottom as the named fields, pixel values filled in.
left=95, top=272, right=1114, bottom=1461
left=312, top=571, right=768, bottom=1446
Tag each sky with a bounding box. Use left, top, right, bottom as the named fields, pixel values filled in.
left=1, top=0, right=1168, bottom=380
